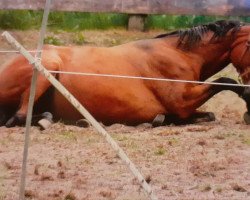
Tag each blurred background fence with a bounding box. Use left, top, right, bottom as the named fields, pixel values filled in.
left=0, top=0, right=250, bottom=31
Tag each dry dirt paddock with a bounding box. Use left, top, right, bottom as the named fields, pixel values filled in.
left=0, top=30, right=250, bottom=200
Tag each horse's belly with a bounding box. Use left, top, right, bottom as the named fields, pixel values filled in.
left=50, top=79, right=165, bottom=124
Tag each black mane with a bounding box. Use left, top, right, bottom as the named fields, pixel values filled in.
left=155, top=20, right=243, bottom=50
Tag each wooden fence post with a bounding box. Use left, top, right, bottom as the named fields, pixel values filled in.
left=128, top=14, right=147, bottom=31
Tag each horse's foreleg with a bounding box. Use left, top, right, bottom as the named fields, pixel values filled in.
left=177, top=77, right=244, bottom=120
left=153, top=112, right=215, bottom=126
left=5, top=75, right=54, bottom=127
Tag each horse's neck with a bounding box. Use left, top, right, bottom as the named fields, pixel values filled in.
left=189, top=37, right=233, bottom=80
left=230, top=30, right=249, bottom=70
left=141, top=37, right=231, bottom=81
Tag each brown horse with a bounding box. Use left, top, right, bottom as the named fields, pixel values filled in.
left=1, top=20, right=250, bottom=127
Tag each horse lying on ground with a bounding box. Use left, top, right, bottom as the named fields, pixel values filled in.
left=0, top=20, right=250, bottom=127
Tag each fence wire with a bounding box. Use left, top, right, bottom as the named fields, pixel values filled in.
left=0, top=52, right=248, bottom=88
left=0, top=50, right=42, bottom=53
left=47, top=70, right=250, bottom=88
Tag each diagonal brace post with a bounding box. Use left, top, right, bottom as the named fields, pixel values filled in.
left=2, top=31, right=158, bottom=200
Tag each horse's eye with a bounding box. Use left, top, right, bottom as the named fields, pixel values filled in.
left=247, top=40, right=250, bottom=46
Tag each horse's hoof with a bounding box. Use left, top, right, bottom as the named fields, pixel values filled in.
left=206, top=112, right=216, bottom=122
left=192, top=112, right=215, bottom=123
left=41, top=112, right=53, bottom=121
left=152, top=114, right=165, bottom=127
left=136, top=123, right=152, bottom=129
left=244, top=112, right=250, bottom=125
left=76, top=119, right=91, bottom=128
left=5, top=116, right=16, bottom=127
left=5, top=114, right=25, bottom=127
left=38, top=118, right=52, bottom=130
left=37, top=112, right=53, bottom=130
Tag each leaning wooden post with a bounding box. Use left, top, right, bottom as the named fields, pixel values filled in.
left=18, top=0, right=51, bottom=200
left=2, top=31, right=158, bottom=200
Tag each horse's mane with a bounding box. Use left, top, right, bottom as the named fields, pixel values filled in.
left=155, top=20, right=242, bottom=50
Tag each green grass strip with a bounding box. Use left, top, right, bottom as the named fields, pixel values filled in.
left=0, top=10, right=249, bottom=31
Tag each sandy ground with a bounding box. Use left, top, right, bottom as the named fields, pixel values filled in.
left=0, top=30, right=250, bottom=200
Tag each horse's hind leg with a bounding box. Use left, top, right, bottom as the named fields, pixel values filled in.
left=5, top=74, right=56, bottom=127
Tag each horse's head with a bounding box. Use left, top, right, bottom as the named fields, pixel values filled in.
left=230, top=24, right=250, bottom=121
